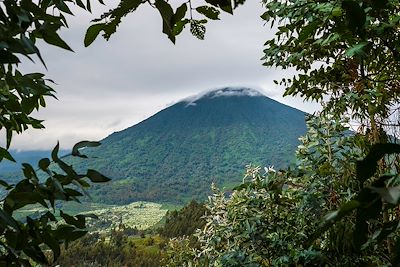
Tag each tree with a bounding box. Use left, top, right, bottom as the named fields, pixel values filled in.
left=0, top=0, right=111, bottom=265
left=160, top=200, right=207, bottom=239
left=258, top=0, right=400, bottom=259
left=261, top=0, right=400, bottom=137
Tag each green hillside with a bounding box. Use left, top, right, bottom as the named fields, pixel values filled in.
left=67, top=87, right=307, bottom=204
left=0, top=149, right=69, bottom=182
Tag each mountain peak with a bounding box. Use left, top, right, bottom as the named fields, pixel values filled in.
left=70, top=86, right=307, bottom=204
left=182, top=87, right=264, bottom=107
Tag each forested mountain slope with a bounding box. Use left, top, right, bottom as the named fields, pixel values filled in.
left=68, top=87, right=307, bottom=204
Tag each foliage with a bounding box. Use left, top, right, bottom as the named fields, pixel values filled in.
left=85, top=0, right=247, bottom=45
left=160, top=200, right=207, bottom=239
left=164, top=166, right=316, bottom=266
left=165, top=115, right=392, bottom=266
left=0, top=0, right=102, bottom=158
left=294, top=116, right=389, bottom=265
left=0, top=142, right=110, bottom=266
left=261, top=0, right=400, bottom=127
left=197, top=168, right=319, bottom=267
left=0, top=149, right=68, bottom=175
left=55, top=229, right=165, bottom=267
left=0, top=0, right=113, bottom=264
left=315, top=142, right=400, bottom=264
left=163, top=236, right=205, bottom=267
left=258, top=0, right=400, bottom=263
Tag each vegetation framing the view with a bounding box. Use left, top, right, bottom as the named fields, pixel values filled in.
left=1, top=0, right=400, bottom=265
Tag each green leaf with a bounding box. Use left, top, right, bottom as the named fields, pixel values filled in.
left=5, top=192, right=48, bottom=211
left=84, top=23, right=105, bottom=47
left=60, top=211, right=86, bottom=229
left=298, top=21, right=319, bottom=42
left=55, top=0, right=73, bottom=15
left=43, top=231, right=61, bottom=260
left=342, top=1, right=366, bottom=32
left=173, top=3, right=187, bottom=22
left=55, top=225, right=88, bottom=242
left=38, top=158, right=50, bottom=170
left=0, top=209, right=19, bottom=229
left=0, top=147, right=15, bottom=162
left=0, top=179, right=12, bottom=190
left=86, top=0, right=91, bottom=12
left=205, top=0, right=233, bottom=14
left=196, top=6, right=220, bottom=20
left=86, top=169, right=111, bottom=183
left=51, top=142, right=60, bottom=162
left=331, top=7, right=343, bottom=17
left=75, top=0, right=86, bottom=9
left=324, top=200, right=360, bottom=221
left=72, top=140, right=101, bottom=158
left=190, top=20, right=206, bottom=40
left=21, top=96, right=38, bottom=114
left=42, top=31, right=73, bottom=51
left=357, top=143, right=400, bottom=185
left=6, top=129, right=12, bottom=149
left=345, top=42, right=369, bottom=57
left=68, top=229, right=88, bottom=241
left=155, top=0, right=175, bottom=43
left=23, top=245, right=48, bottom=264
left=64, top=188, right=84, bottom=197
left=173, top=19, right=189, bottom=35
left=40, top=0, right=52, bottom=10
left=0, top=50, right=20, bottom=64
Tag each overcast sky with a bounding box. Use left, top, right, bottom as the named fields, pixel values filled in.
left=6, top=0, right=320, bottom=151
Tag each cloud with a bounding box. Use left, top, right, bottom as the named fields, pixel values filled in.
left=182, top=87, right=264, bottom=107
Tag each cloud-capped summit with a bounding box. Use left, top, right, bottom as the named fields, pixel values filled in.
left=183, top=87, right=264, bottom=107
left=65, top=87, right=307, bottom=205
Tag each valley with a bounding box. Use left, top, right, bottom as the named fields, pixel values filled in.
left=15, top=201, right=169, bottom=233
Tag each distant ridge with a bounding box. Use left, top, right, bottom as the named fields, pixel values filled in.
left=69, top=87, right=308, bottom=204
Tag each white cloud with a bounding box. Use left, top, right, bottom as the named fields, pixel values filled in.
left=182, top=87, right=264, bottom=107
